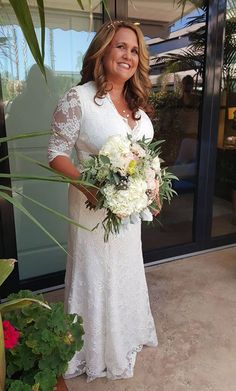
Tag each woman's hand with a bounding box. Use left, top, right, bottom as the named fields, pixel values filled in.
left=81, top=186, right=99, bottom=207
left=150, top=206, right=161, bottom=217
left=49, top=156, right=99, bottom=207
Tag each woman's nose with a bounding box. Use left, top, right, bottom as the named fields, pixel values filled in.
left=123, top=49, right=131, bottom=59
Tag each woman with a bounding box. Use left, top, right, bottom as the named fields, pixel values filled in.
left=48, top=20, right=158, bottom=382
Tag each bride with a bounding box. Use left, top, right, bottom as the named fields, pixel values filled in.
left=48, top=19, right=158, bottom=382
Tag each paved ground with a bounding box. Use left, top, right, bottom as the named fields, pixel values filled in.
left=45, top=246, right=236, bottom=391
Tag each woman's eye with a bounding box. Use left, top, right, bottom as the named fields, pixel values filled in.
left=132, top=49, right=138, bottom=55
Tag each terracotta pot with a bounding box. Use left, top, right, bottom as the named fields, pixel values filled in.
left=54, top=376, right=68, bottom=391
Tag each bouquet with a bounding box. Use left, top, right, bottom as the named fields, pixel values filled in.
left=81, top=134, right=177, bottom=241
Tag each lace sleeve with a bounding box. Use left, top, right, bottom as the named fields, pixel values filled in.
left=48, top=88, right=81, bottom=162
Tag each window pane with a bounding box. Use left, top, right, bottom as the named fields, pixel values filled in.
left=1, top=1, right=102, bottom=279
left=128, top=1, right=206, bottom=250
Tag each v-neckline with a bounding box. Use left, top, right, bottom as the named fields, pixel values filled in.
left=106, top=93, right=139, bottom=132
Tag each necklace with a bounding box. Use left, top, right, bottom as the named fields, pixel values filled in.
left=122, top=109, right=130, bottom=118
left=108, top=93, right=130, bottom=119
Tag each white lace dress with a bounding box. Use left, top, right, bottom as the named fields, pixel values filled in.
left=48, top=81, right=158, bottom=382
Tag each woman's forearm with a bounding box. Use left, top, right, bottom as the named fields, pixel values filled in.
left=49, top=155, right=80, bottom=180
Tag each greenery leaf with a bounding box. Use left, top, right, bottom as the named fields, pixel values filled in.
left=0, top=259, right=16, bottom=287
left=36, top=0, right=45, bottom=60
left=0, top=190, right=68, bottom=255
left=0, top=172, right=97, bottom=188
left=34, top=368, right=57, bottom=391
left=0, top=185, right=91, bottom=232
left=0, top=298, right=51, bottom=315
left=75, top=0, right=85, bottom=10
left=99, top=155, right=110, bottom=164
left=0, top=131, right=50, bottom=144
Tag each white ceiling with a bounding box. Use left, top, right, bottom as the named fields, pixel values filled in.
left=128, top=0, right=195, bottom=23
left=1, top=0, right=195, bottom=23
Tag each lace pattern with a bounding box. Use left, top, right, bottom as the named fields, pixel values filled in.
left=48, top=88, right=81, bottom=162
left=64, top=344, right=153, bottom=383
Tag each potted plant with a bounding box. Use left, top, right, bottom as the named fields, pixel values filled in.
left=0, top=259, right=84, bottom=391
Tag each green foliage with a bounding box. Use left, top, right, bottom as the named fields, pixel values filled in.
left=3, top=290, right=84, bottom=391
left=149, top=91, right=182, bottom=163
left=0, top=259, right=16, bottom=287
left=149, top=90, right=181, bottom=111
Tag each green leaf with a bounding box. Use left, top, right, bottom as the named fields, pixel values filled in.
left=0, top=185, right=91, bottom=232
left=0, top=297, right=51, bottom=315
left=7, top=380, right=32, bottom=391
left=0, top=130, right=50, bottom=144
left=75, top=0, right=85, bottom=10
left=0, top=190, right=68, bottom=255
left=0, top=155, right=9, bottom=164
left=112, top=172, right=120, bottom=185
left=101, top=0, right=112, bottom=20
left=8, top=0, right=46, bottom=79
left=0, top=259, right=16, bottom=286
left=36, top=0, right=45, bottom=60
left=0, top=170, right=99, bottom=188
left=99, top=155, right=110, bottom=164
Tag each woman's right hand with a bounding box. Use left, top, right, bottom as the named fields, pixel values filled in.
left=49, top=156, right=99, bottom=207
left=80, top=186, right=99, bottom=207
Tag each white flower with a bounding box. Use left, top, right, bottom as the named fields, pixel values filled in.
left=145, top=168, right=156, bottom=191
left=130, top=143, right=146, bottom=158
left=151, top=156, right=161, bottom=174
left=103, top=177, right=148, bottom=217
left=99, top=135, right=132, bottom=172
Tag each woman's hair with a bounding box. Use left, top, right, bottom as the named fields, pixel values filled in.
left=80, top=20, right=153, bottom=118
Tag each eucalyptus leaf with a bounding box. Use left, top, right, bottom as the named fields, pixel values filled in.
left=112, top=172, right=120, bottom=185
left=99, top=155, right=110, bottom=165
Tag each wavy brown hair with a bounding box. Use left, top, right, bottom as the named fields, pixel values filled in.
left=79, top=20, right=153, bottom=119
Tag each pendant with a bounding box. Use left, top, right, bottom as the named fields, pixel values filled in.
left=122, top=109, right=130, bottom=118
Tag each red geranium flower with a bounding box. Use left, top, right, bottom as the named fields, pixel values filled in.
left=3, top=320, right=20, bottom=349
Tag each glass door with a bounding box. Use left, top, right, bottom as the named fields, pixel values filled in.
left=0, top=0, right=103, bottom=282
left=212, top=0, right=236, bottom=239
left=128, top=0, right=207, bottom=253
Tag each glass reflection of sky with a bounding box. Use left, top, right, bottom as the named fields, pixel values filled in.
left=1, top=26, right=96, bottom=80
left=171, top=9, right=204, bottom=32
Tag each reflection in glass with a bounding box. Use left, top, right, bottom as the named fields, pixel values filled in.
left=128, top=1, right=206, bottom=250
left=212, top=0, right=236, bottom=237
left=0, top=1, right=102, bottom=279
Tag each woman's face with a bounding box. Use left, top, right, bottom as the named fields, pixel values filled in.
left=103, top=27, right=139, bottom=85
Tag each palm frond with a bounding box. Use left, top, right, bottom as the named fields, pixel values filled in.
left=155, top=48, right=204, bottom=76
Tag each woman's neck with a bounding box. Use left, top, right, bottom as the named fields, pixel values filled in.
left=107, top=81, right=125, bottom=100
